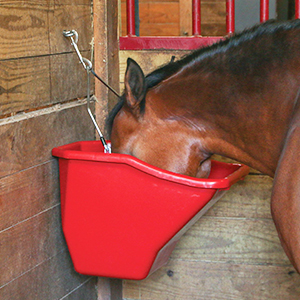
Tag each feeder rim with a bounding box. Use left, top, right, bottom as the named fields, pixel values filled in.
left=52, top=140, right=249, bottom=190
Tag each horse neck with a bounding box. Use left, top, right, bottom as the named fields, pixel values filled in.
left=151, top=69, right=293, bottom=177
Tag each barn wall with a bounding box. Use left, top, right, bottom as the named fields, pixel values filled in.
left=119, top=51, right=300, bottom=299
left=0, top=1, right=98, bottom=299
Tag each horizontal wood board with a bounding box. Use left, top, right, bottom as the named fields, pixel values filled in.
left=0, top=103, right=97, bottom=299
left=0, top=1, right=94, bottom=118
left=0, top=1, right=98, bottom=299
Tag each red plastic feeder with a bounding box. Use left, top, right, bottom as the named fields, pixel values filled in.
left=52, top=140, right=249, bottom=280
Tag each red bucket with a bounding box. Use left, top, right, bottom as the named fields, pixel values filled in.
left=52, top=140, right=249, bottom=280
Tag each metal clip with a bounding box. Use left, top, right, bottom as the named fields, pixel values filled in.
left=63, top=29, right=111, bottom=154
left=63, top=30, right=89, bottom=70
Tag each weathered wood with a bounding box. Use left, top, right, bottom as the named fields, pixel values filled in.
left=172, top=215, right=289, bottom=265
left=180, top=0, right=192, bottom=36
left=0, top=102, right=95, bottom=178
left=139, top=2, right=179, bottom=24
left=140, top=23, right=180, bottom=36
left=106, top=0, right=120, bottom=112
left=0, top=56, right=51, bottom=117
left=202, top=2, right=226, bottom=24
left=0, top=2, right=97, bottom=300
left=0, top=1, right=92, bottom=60
left=123, top=260, right=300, bottom=300
left=0, top=52, right=93, bottom=118
left=206, top=175, right=273, bottom=219
left=61, top=277, right=98, bottom=300
left=94, top=0, right=110, bottom=133
left=0, top=160, right=59, bottom=231
left=0, top=5, right=49, bottom=60
left=49, top=3, right=92, bottom=55
left=50, top=52, right=93, bottom=104
left=94, top=0, right=122, bottom=299
left=0, top=205, right=65, bottom=286
left=0, top=250, right=96, bottom=300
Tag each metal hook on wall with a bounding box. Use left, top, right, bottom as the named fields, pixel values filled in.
left=63, top=29, right=116, bottom=154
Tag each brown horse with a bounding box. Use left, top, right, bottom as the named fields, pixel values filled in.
left=107, top=20, right=300, bottom=273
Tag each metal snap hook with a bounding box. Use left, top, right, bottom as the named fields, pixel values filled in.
left=63, top=30, right=78, bottom=44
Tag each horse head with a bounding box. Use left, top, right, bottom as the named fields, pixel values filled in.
left=108, top=58, right=212, bottom=178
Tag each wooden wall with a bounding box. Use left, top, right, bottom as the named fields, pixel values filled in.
left=0, top=1, right=98, bottom=299
left=120, top=0, right=226, bottom=37
left=119, top=51, right=300, bottom=300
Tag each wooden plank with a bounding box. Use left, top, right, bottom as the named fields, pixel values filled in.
left=0, top=5, right=50, bottom=60
left=53, top=0, right=91, bottom=5
left=206, top=175, right=273, bottom=219
left=140, top=23, right=180, bottom=36
left=139, top=3, right=179, bottom=24
left=49, top=4, right=93, bottom=55
left=0, top=250, right=96, bottom=300
left=60, top=277, right=98, bottom=300
left=171, top=215, right=289, bottom=265
left=202, top=23, right=227, bottom=36
left=0, top=160, right=59, bottom=232
left=0, top=52, right=93, bottom=118
left=106, top=0, right=121, bottom=112
left=180, top=0, right=192, bottom=36
left=0, top=1, right=92, bottom=59
left=94, top=0, right=120, bottom=133
left=50, top=52, right=93, bottom=105
left=202, top=2, right=226, bottom=24
left=0, top=205, right=65, bottom=286
left=123, top=260, right=300, bottom=300
left=0, top=102, right=95, bottom=178
left=0, top=56, right=51, bottom=117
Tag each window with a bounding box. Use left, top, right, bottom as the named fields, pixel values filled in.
left=119, top=0, right=300, bottom=50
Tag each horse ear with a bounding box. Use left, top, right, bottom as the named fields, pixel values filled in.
left=124, top=58, right=146, bottom=110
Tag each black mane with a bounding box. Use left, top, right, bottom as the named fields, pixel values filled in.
left=106, top=19, right=300, bottom=137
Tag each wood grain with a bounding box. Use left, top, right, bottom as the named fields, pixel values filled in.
left=202, top=2, right=226, bottom=24
left=139, top=3, right=179, bottom=24
left=0, top=205, right=65, bottom=286
left=206, top=175, right=273, bottom=219
left=61, top=277, right=98, bottom=300
left=123, top=260, right=300, bottom=300
left=0, top=56, right=51, bottom=117
left=0, top=52, right=92, bottom=118
left=0, top=160, right=59, bottom=231
left=0, top=3, right=97, bottom=300
left=180, top=0, right=192, bottom=36
left=0, top=250, right=97, bottom=300
left=50, top=52, right=93, bottom=105
left=49, top=3, right=93, bottom=55
left=172, top=215, right=289, bottom=265
left=0, top=102, right=95, bottom=178
left=0, top=5, right=50, bottom=60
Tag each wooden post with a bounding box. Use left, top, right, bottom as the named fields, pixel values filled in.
left=94, top=0, right=120, bottom=135
left=93, top=0, right=121, bottom=297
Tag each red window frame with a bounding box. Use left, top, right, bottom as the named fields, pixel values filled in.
left=119, top=0, right=300, bottom=50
